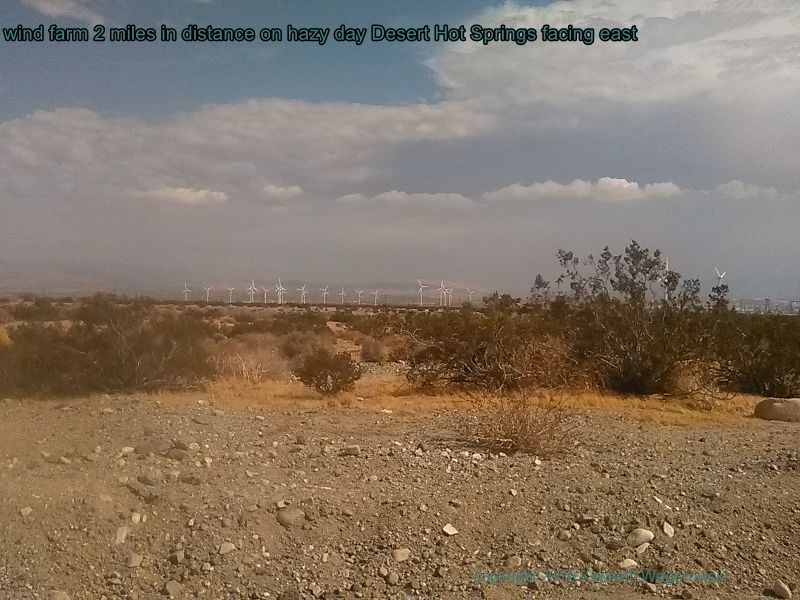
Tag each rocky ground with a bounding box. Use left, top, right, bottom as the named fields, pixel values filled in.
left=0, top=386, right=798, bottom=600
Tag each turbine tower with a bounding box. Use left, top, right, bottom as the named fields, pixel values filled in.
left=275, top=279, right=286, bottom=305
left=298, top=284, right=308, bottom=305
left=714, top=266, right=727, bottom=288
left=466, top=288, right=476, bottom=303
left=339, top=287, right=346, bottom=305
left=356, top=289, right=364, bottom=305
left=202, top=286, right=212, bottom=303
left=417, top=280, right=428, bottom=307
left=445, top=287, right=453, bottom=307
left=226, top=287, right=235, bottom=304
left=372, top=289, right=379, bottom=307
left=261, top=286, right=270, bottom=304
left=436, top=282, right=446, bottom=307
left=319, top=286, right=329, bottom=305
left=182, top=283, right=191, bottom=302
left=247, top=278, right=258, bottom=303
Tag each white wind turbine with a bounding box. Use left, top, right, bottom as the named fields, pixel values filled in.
left=417, top=280, right=428, bottom=307
left=714, top=266, right=726, bottom=288
left=355, top=289, right=364, bottom=305
left=445, top=287, right=453, bottom=307
left=298, top=284, right=308, bottom=305
left=247, top=278, right=258, bottom=303
left=319, top=286, right=329, bottom=305
left=339, top=287, right=346, bottom=305
left=202, top=286, right=212, bottom=303
left=372, top=289, right=379, bottom=307
left=436, top=281, right=446, bottom=307
left=466, top=288, right=476, bottom=303
left=182, top=283, right=191, bottom=302
left=226, top=287, right=235, bottom=304
left=261, top=286, right=270, bottom=304
left=275, top=279, right=286, bottom=305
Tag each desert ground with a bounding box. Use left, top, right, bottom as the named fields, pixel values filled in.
left=0, top=374, right=797, bottom=600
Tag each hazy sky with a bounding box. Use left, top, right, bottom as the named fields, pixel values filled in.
left=1, top=0, right=799, bottom=298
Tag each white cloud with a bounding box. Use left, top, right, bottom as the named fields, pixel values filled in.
left=133, top=186, right=228, bottom=205
left=483, top=178, right=682, bottom=203
left=714, top=180, right=779, bottom=201
left=22, top=0, right=105, bottom=25
left=263, top=184, right=304, bottom=204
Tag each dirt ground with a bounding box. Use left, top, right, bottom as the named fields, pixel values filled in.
left=0, top=376, right=797, bottom=600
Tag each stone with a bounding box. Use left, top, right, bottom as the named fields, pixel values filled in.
left=386, top=572, right=400, bottom=585
left=504, top=555, right=522, bottom=568
left=619, top=558, right=638, bottom=569
left=51, top=593, right=71, bottom=600
left=115, top=526, right=130, bottom=545
left=662, top=522, right=675, bottom=538
left=442, top=523, right=459, bottom=536
left=392, top=548, right=411, bottom=562
left=626, top=528, right=654, bottom=547
left=341, top=445, right=361, bottom=457
left=557, top=530, right=572, bottom=541
left=773, top=580, right=793, bottom=599
left=754, top=398, right=800, bottom=422
left=126, top=553, right=143, bottom=568
left=219, top=542, right=236, bottom=555
left=163, top=580, right=183, bottom=597
left=276, top=507, right=305, bottom=528
left=20, top=506, right=33, bottom=517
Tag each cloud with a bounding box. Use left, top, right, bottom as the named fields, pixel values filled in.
left=133, top=186, right=228, bottom=205
left=713, top=180, right=779, bottom=201
left=263, top=184, right=304, bottom=205
left=483, top=178, right=683, bottom=203
left=22, top=0, right=105, bottom=25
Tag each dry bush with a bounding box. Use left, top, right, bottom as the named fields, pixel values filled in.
left=360, top=336, right=386, bottom=363
left=279, top=330, right=334, bottom=361
left=211, top=333, right=290, bottom=383
left=458, top=390, right=575, bottom=456
left=293, top=347, right=362, bottom=396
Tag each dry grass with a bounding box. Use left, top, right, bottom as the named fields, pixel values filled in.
left=0, top=325, right=10, bottom=346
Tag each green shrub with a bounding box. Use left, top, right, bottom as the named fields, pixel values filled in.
left=293, top=348, right=362, bottom=395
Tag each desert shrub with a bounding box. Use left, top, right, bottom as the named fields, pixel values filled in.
left=400, top=308, right=579, bottom=393
left=458, top=391, right=575, bottom=455
left=293, top=347, right=362, bottom=395
left=714, top=314, right=800, bottom=397
left=211, top=333, right=290, bottom=382
left=279, top=330, right=332, bottom=361
left=0, top=297, right=215, bottom=396
left=360, top=337, right=386, bottom=363
left=11, top=297, right=61, bottom=321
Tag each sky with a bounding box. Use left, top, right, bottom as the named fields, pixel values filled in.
left=1, top=0, right=799, bottom=299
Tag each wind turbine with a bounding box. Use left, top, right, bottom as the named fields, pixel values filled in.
left=355, top=289, right=364, bottom=305
left=339, top=287, right=346, bottom=305
left=202, top=286, right=212, bottom=303
left=182, top=283, right=191, bottom=302
left=247, top=278, right=258, bottom=303
left=261, top=286, right=270, bottom=304
left=372, top=289, right=379, bottom=307
left=417, top=280, right=428, bottom=307
left=275, top=279, right=286, bottom=305
left=436, top=282, right=446, bottom=307
left=466, top=288, right=476, bottom=303
left=298, top=284, right=308, bottom=305
left=714, top=267, right=726, bottom=288
left=445, top=287, right=453, bottom=307
left=226, top=287, right=235, bottom=304
left=319, top=286, right=329, bottom=305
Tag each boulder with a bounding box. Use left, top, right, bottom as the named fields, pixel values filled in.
left=753, top=398, right=800, bottom=423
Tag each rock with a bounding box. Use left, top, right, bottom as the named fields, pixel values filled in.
left=626, top=528, right=654, bottom=547
left=163, top=580, right=183, bottom=597
left=619, top=558, right=638, bottom=569
left=20, top=506, right=33, bottom=517
left=773, top=580, right=793, bottom=599
left=341, top=445, right=361, bottom=457
left=219, top=542, right=236, bottom=555
left=636, top=542, right=650, bottom=554
left=115, top=526, right=130, bottom=545
left=51, top=593, right=71, bottom=600
left=137, top=471, right=162, bottom=486
left=662, top=522, right=675, bottom=538
left=504, top=555, right=522, bottom=568
left=179, top=472, right=203, bottom=485
left=277, top=591, right=301, bottom=600
left=754, top=398, right=800, bottom=422
left=386, top=572, right=400, bottom=585
left=643, top=581, right=657, bottom=593
left=392, top=548, right=411, bottom=562
left=165, top=448, right=187, bottom=461
left=557, top=530, right=572, bottom=541
left=126, top=553, right=143, bottom=568
left=442, top=523, right=459, bottom=536
left=276, top=507, right=305, bottom=528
